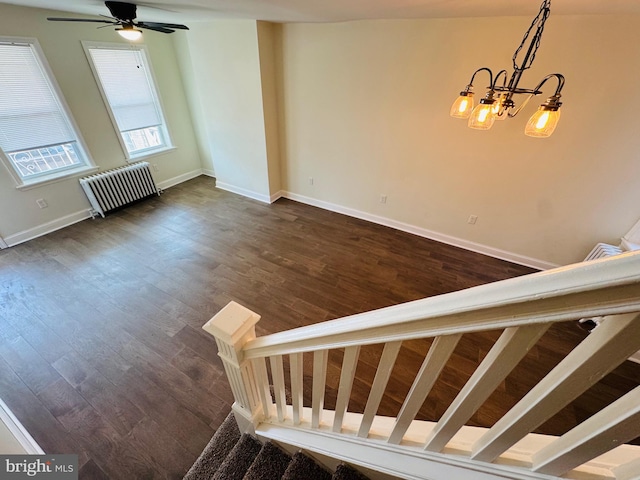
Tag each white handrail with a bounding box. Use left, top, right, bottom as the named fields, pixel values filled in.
left=243, top=251, right=640, bottom=358
left=202, top=251, right=640, bottom=479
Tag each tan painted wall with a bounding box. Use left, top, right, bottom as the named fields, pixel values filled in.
left=257, top=21, right=283, bottom=197
left=278, top=16, right=640, bottom=266
left=176, top=20, right=273, bottom=199
left=172, top=31, right=216, bottom=176
left=4, top=8, right=637, bottom=267
left=0, top=3, right=201, bottom=241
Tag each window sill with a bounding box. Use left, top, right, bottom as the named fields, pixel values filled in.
left=16, top=165, right=99, bottom=191
left=126, top=146, right=176, bottom=162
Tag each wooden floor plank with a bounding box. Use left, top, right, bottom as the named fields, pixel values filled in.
left=0, top=176, right=638, bottom=478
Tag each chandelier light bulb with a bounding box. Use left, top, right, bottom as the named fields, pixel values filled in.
left=468, top=104, right=496, bottom=130
left=450, top=91, right=474, bottom=119
left=468, top=97, right=497, bottom=130
left=525, top=106, right=561, bottom=137
left=491, top=94, right=508, bottom=120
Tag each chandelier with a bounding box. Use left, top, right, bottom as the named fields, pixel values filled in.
left=450, top=0, right=565, bottom=138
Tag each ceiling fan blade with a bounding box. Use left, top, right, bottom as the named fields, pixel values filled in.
left=138, top=21, right=189, bottom=30
left=138, top=24, right=175, bottom=34
left=47, top=17, right=115, bottom=24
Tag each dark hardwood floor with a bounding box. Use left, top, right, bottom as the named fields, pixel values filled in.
left=0, top=176, right=638, bottom=478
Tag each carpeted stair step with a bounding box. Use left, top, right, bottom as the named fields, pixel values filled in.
left=184, top=412, right=241, bottom=480
left=332, top=463, right=370, bottom=480
left=213, top=433, right=263, bottom=480
left=243, top=441, right=292, bottom=480
left=184, top=411, right=373, bottom=480
left=282, top=451, right=332, bottom=480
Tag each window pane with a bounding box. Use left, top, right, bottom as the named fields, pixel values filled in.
left=7, top=143, right=82, bottom=178
left=122, top=126, right=164, bottom=154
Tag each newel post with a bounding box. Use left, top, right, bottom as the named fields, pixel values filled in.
left=203, top=301, right=264, bottom=434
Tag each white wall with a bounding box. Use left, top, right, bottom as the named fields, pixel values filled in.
left=175, top=20, right=279, bottom=202
left=277, top=15, right=640, bottom=267
left=0, top=3, right=202, bottom=244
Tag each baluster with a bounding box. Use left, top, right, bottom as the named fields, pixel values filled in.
left=388, top=334, right=462, bottom=444
left=252, top=357, right=272, bottom=418
left=312, top=350, right=328, bottom=428
left=290, top=352, right=304, bottom=425
left=358, top=341, right=402, bottom=438
left=270, top=355, right=287, bottom=422
left=332, top=346, right=361, bottom=433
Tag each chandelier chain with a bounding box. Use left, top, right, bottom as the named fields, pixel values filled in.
left=512, top=0, right=551, bottom=72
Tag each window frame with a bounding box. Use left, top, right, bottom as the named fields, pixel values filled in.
left=0, top=36, right=96, bottom=190
left=82, top=41, right=173, bottom=161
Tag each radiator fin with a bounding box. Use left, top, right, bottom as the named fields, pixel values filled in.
left=584, top=243, right=622, bottom=262
left=79, top=161, right=160, bottom=218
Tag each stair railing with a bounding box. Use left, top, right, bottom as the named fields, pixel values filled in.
left=203, top=251, right=640, bottom=480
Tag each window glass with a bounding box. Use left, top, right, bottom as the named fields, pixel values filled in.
left=84, top=43, right=171, bottom=159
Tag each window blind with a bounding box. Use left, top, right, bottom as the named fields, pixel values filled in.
left=87, top=48, right=162, bottom=133
left=0, top=44, right=76, bottom=153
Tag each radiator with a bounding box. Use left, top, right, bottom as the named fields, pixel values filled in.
left=79, top=161, right=161, bottom=218
left=584, top=242, right=623, bottom=261
left=580, top=242, right=624, bottom=334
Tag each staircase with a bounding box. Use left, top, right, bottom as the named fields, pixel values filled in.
left=199, top=251, right=640, bottom=480
left=185, top=412, right=371, bottom=480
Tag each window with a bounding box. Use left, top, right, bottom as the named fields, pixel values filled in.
left=0, top=37, right=94, bottom=187
left=83, top=42, right=172, bottom=159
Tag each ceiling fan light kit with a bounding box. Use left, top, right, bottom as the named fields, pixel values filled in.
left=47, top=1, right=189, bottom=41
left=115, top=25, right=142, bottom=41
left=450, top=0, right=565, bottom=138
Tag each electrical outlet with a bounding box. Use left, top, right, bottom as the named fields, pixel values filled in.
left=36, top=198, right=48, bottom=209
left=380, top=195, right=387, bottom=204
left=468, top=214, right=478, bottom=225
left=308, top=177, right=314, bottom=186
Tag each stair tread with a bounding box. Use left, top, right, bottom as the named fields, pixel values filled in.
left=332, top=464, right=370, bottom=480
left=184, top=412, right=240, bottom=480
left=243, top=441, right=292, bottom=480
left=282, top=451, right=332, bottom=480
left=213, top=434, right=262, bottom=480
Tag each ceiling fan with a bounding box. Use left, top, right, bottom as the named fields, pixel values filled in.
left=47, top=1, right=189, bottom=39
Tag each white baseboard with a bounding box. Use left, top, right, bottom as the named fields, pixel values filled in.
left=157, top=168, right=203, bottom=190
left=0, top=398, right=44, bottom=454
left=202, top=169, right=216, bottom=178
left=280, top=191, right=558, bottom=271
left=270, top=190, right=284, bottom=204
left=0, top=237, right=8, bottom=249
left=4, top=168, right=206, bottom=248
left=5, top=209, right=92, bottom=248
left=216, top=181, right=272, bottom=204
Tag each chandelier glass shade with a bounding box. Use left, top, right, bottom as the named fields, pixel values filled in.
left=450, top=0, right=565, bottom=138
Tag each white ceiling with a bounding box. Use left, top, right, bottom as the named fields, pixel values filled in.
left=3, top=0, right=640, bottom=24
